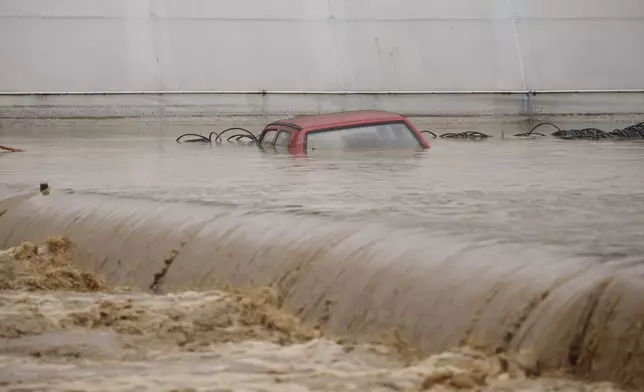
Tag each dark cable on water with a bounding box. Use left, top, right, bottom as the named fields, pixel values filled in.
left=514, top=122, right=560, bottom=137
left=175, top=133, right=211, bottom=143
left=177, top=120, right=643, bottom=147
left=227, top=134, right=255, bottom=142
left=421, top=130, right=491, bottom=139
left=422, top=120, right=642, bottom=141
left=440, top=131, right=490, bottom=139
left=176, top=127, right=258, bottom=144
left=420, top=130, right=437, bottom=138
left=519, top=121, right=644, bottom=140
left=213, top=127, right=257, bottom=144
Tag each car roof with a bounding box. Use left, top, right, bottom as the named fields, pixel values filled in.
left=268, top=110, right=407, bottom=131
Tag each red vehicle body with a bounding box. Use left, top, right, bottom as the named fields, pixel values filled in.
left=257, top=110, right=430, bottom=155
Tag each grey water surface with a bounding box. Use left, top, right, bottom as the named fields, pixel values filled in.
left=1, top=117, right=643, bottom=261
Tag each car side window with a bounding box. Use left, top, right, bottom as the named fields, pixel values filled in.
left=260, top=129, right=277, bottom=145
left=274, top=131, right=291, bottom=147
left=306, top=122, right=422, bottom=150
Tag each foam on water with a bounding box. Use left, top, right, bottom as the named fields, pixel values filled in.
left=0, top=238, right=627, bottom=391
left=1, top=192, right=643, bottom=389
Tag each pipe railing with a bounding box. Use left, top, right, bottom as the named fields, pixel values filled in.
left=1, top=89, right=644, bottom=96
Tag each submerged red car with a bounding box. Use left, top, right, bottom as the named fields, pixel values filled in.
left=257, top=110, right=430, bottom=154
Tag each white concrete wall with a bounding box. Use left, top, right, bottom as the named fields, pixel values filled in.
left=1, top=0, right=643, bottom=116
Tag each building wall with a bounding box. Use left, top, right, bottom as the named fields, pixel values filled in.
left=1, top=0, right=643, bottom=116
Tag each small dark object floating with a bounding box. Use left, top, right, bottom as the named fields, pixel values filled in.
left=0, top=144, right=24, bottom=152
left=40, top=182, right=49, bottom=195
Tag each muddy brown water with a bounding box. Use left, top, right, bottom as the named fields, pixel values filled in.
left=1, top=116, right=644, bottom=390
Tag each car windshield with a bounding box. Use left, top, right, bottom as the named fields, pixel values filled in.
left=306, top=122, right=422, bottom=150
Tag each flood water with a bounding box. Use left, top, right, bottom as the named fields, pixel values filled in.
left=2, top=117, right=644, bottom=258
left=1, top=116, right=644, bottom=391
